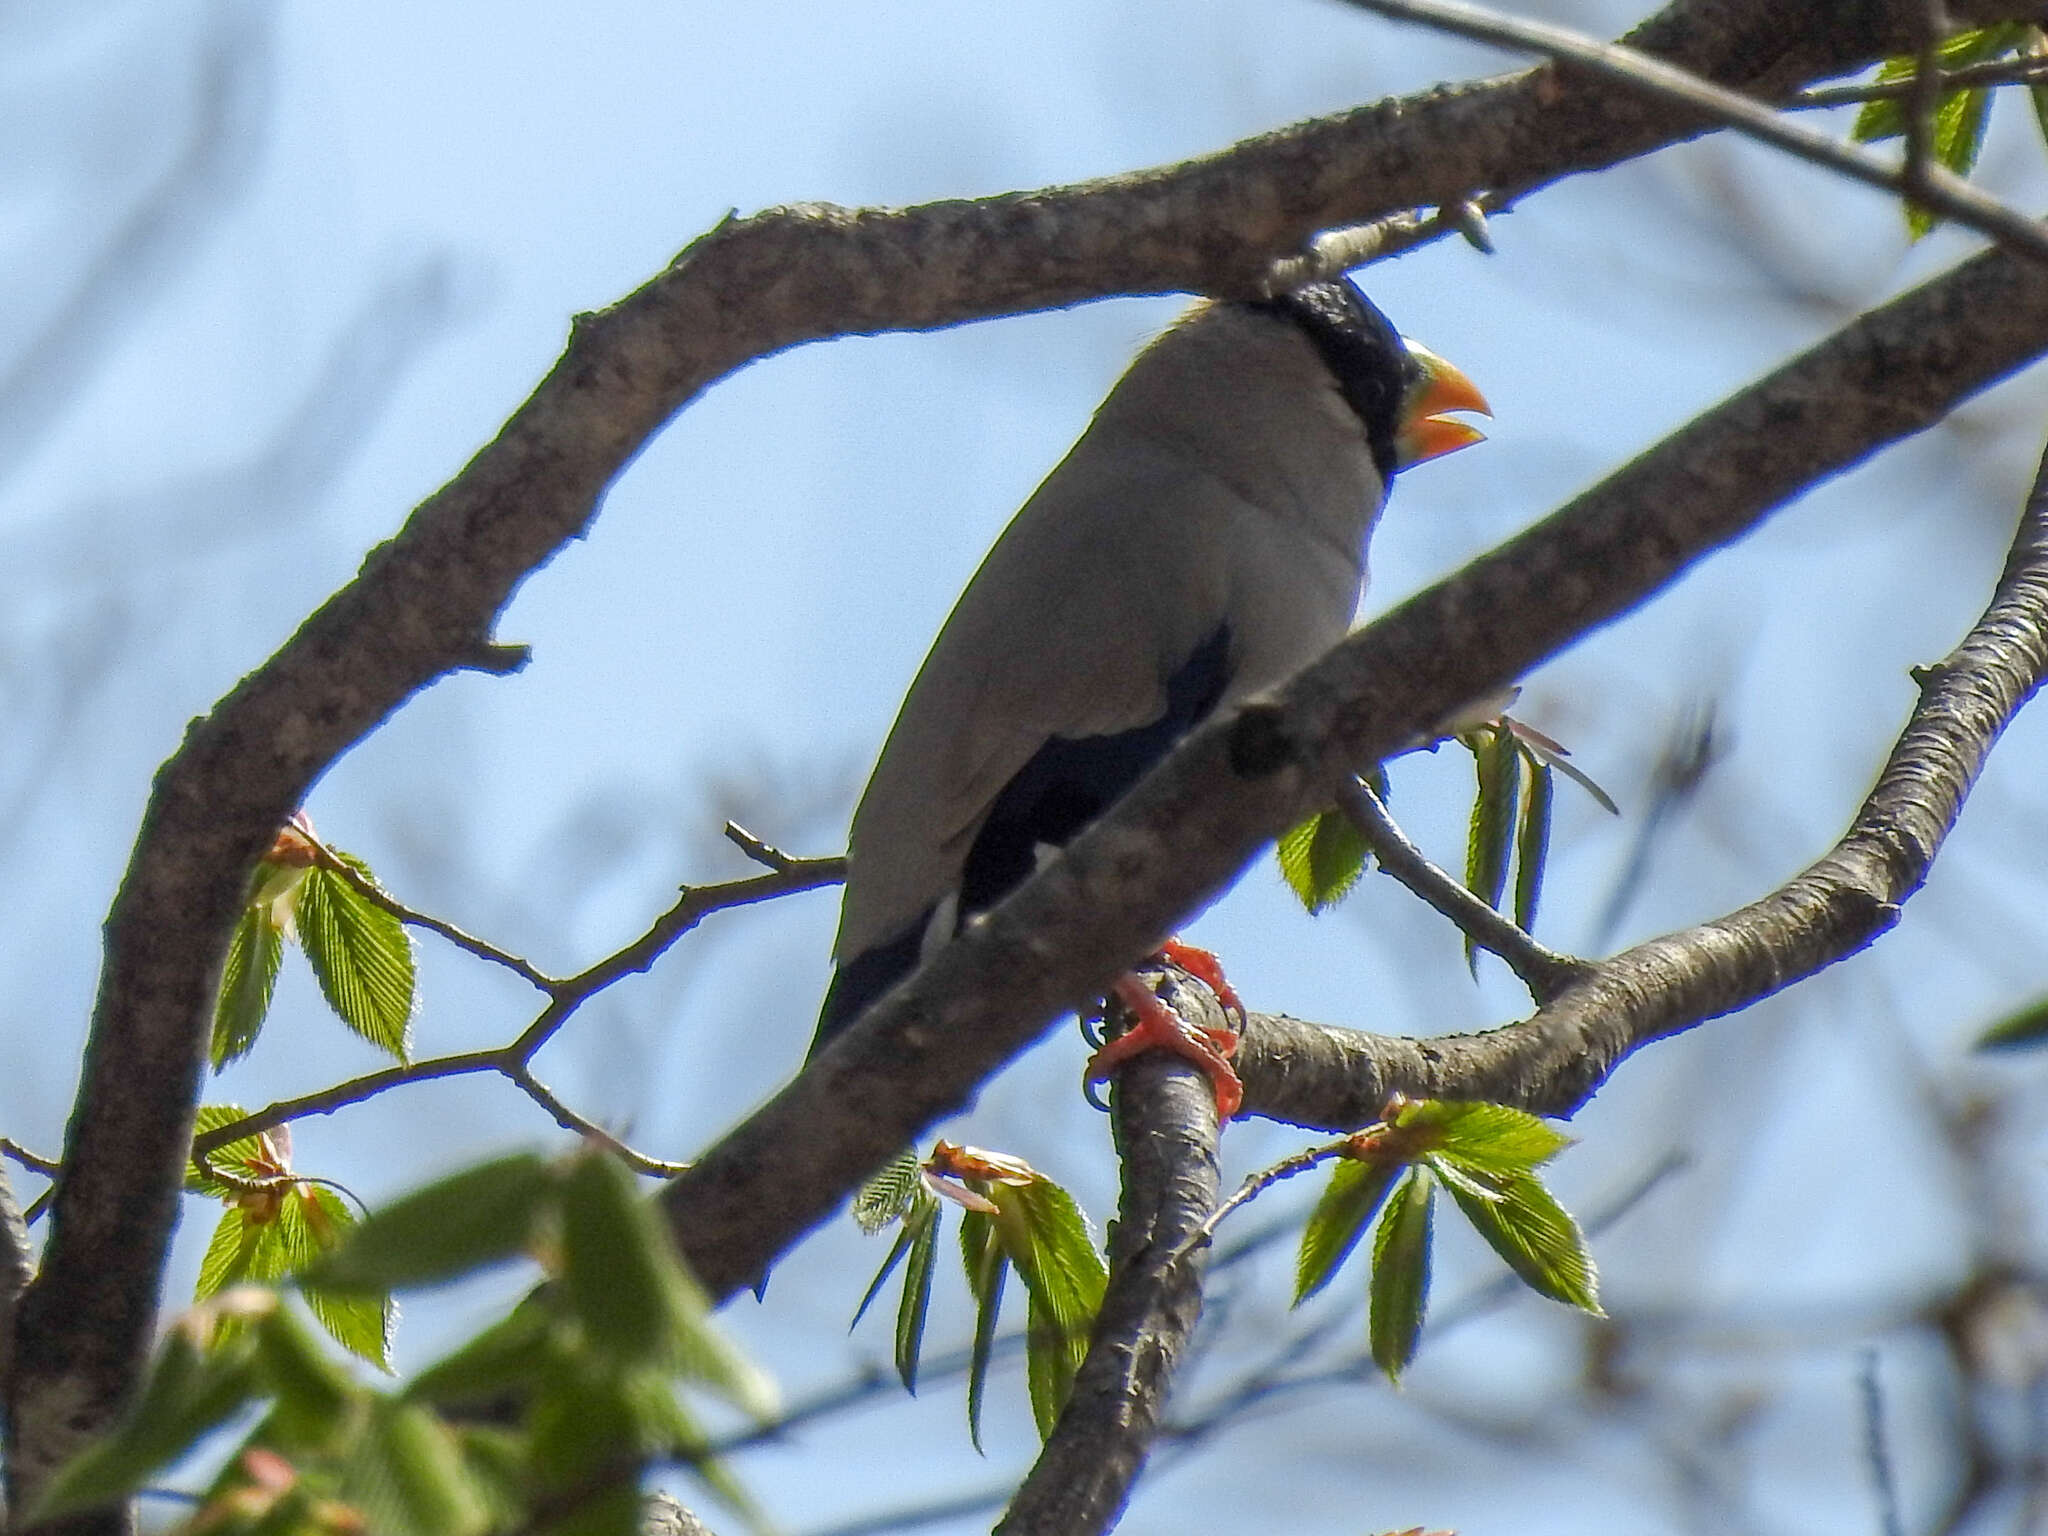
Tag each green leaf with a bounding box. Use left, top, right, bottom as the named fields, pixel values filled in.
left=305, top=1153, right=557, bottom=1294
left=853, top=1216, right=918, bottom=1330
left=1400, top=1100, right=1573, bottom=1178
left=1293, top=1158, right=1404, bottom=1305
left=1853, top=24, right=2028, bottom=143
left=1908, top=84, right=1996, bottom=237
left=560, top=1150, right=691, bottom=1364
left=1977, top=994, right=2048, bottom=1050
left=213, top=902, right=285, bottom=1069
left=894, top=1201, right=942, bottom=1393
left=1440, top=1167, right=1602, bottom=1315
left=296, top=856, right=417, bottom=1062
left=338, top=1399, right=493, bottom=1536
left=1368, top=1167, right=1435, bottom=1383
left=252, top=1303, right=359, bottom=1451
left=187, top=1104, right=265, bottom=1195
left=404, top=1297, right=560, bottom=1409
left=296, top=1186, right=396, bottom=1370
left=559, top=1152, right=775, bottom=1416
left=990, top=1178, right=1107, bottom=1436
left=1464, top=727, right=1519, bottom=974
left=960, top=1209, right=1009, bottom=1452
left=1277, top=807, right=1372, bottom=914
left=1514, top=758, right=1553, bottom=934
left=852, top=1147, right=925, bottom=1234
left=28, top=1322, right=263, bottom=1522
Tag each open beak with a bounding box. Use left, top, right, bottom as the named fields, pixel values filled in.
left=1393, top=340, right=1491, bottom=468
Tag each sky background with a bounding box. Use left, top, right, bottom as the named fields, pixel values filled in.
left=7, top=1, right=2048, bottom=1532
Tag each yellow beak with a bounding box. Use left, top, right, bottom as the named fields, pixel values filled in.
left=1393, top=340, right=1491, bottom=468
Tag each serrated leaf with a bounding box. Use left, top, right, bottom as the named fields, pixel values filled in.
left=1278, top=807, right=1372, bottom=914
left=1369, top=1168, right=1434, bottom=1383
left=1465, top=727, right=1520, bottom=974
left=188, top=1105, right=265, bottom=1195
left=1294, top=1158, right=1404, bottom=1305
left=1402, top=1100, right=1573, bottom=1178
left=296, top=857, right=417, bottom=1062
left=28, top=1324, right=263, bottom=1522
left=213, top=902, right=285, bottom=1069
left=989, top=1178, right=1106, bottom=1436
left=1514, top=758, right=1553, bottom=934
left=1442, top=1168, right=1602, bottom=1315
left=895, top=1202, right=942, bottom=1393
left=295, top=1186, right=396, bottom=1370
left=339, top=1399, right=492, bottom=1536
left=852, top=1147, right=925, bottom=1234
left=960, top=1210, right=1009, bottom=1452
left=1976, top=994, right=2048, bottom=1049
left=305, top=1153, right=557, bottom=1294
left=1908, top=84, right=1996, bottom=237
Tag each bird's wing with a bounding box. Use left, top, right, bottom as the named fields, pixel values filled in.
left=834, top=433, right=1242, bottom=962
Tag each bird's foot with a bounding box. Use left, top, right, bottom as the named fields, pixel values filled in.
left=1086, top=965, right=1243, bottom=1122
left=1154, top=938, right=1245, bottom=1019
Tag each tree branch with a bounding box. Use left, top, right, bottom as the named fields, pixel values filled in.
left=1339, top=0, right=2048, bottom=261
left=13, top=0, right=2042, bottom=1515
left=1336, top=777, right=1590, bottom=1001
left=1238, top=423, right=2048, bottom=1130
left=659, top=234, right=2048, bottom=1306
left=997, top=971, right=1223, bottom=1536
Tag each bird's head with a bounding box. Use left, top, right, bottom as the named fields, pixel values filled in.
left=1392, top=339, right=1490, bottom=470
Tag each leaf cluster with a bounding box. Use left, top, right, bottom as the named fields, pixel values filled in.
left=854, top=1146, right=1107, bottom=1445
left=1292, top=1099, right=1602, bottom=1381
left=38, top=1149, right=774, bottom=1536
left=1851, top=22, right=2048, bottom=239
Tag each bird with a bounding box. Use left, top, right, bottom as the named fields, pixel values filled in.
left=810, top=277, right=1488, bottom=1119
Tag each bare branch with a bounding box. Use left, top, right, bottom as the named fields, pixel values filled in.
left=1336, top=0, right=2048, bottom=262
left=0, top=1141, right=60, bottom=1180
left=1337, top=777, right=1591, bottom=1001
left=998, top=969, right=1223, bottom=1536
left=1240, top=420, right=2048, bottom=1130
left=1792, top=54, right=2048, bottom=107
left=1903, top=0, right=1956, bottom=200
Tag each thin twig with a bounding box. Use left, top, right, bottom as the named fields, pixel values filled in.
left=1903, top=0, right=1956, bottom=202
left=316, top=843, right=558, bottom=990
left=505, top=1067, right=690, bottom=1177
left=1336, top=0, right=2048, bottom=262
left=0, top=1138, right=60, bottom=1178
left=1337, top=777, right=1592, bottom=1001
left=1790, top=56, right=2048, bottom=110
left=181, top=858, right=843, bottom=1176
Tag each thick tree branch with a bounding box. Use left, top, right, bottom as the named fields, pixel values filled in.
left=13, top=0, right=2044, bottom=1516
left=1239, top=425, right=2048, bottom=1130
left=997, top=973, right=1224, bottom=1536
left=660, top=237, right=2048, bottom=1305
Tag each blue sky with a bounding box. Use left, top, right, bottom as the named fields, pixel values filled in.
left=8, top=1, right=2048, bottom=1531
